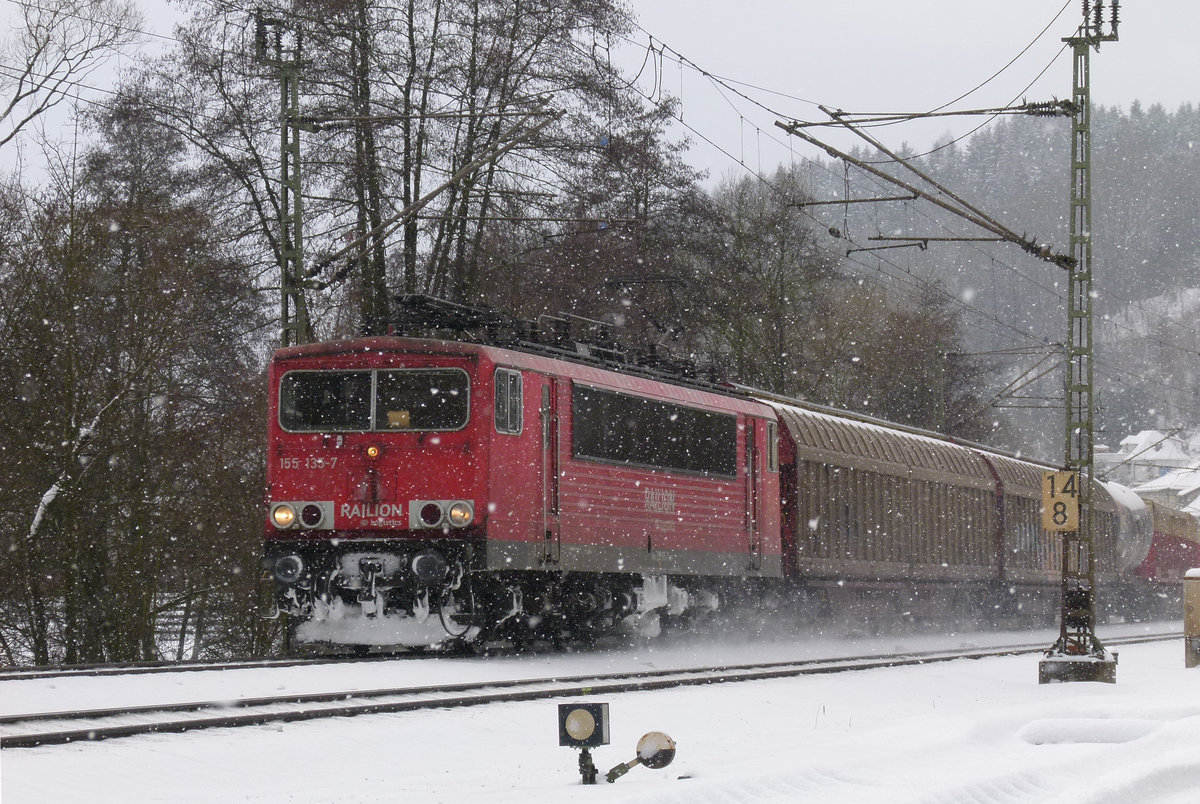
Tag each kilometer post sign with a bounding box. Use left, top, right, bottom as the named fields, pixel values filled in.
left=1041, top=470, right=1080, bottom=532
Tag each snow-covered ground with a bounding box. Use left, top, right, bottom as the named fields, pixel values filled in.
left=2, top=623, right=1196, bottom=803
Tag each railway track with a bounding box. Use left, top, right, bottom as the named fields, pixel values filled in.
left=0, top=631, right=1177, bottom=749
left=0, top=648, right=432, bottom=683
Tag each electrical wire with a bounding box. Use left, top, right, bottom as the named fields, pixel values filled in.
left=1, top=0, right=178, bottom=43
left=592, top=42, right=1053, bottom=349
left=603, top=21, right=1200, bottom=434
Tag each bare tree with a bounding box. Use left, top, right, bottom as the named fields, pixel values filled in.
left=151, top=0, right=655, bottom=337
left=0, top=86, right=268, bottom=664
left=0, top=0, right=144, bottom=149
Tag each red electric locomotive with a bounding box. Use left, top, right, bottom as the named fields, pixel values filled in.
left=263, top=297, right=780, bottom=648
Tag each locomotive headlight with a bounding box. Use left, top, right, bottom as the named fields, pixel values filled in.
left=364, top=444, right=381, bottom=460
left=271, top=503, right=297, bottom=529
left=273, top=554, right=304, bottom=583
left=447, top=501, right=474, bottom=527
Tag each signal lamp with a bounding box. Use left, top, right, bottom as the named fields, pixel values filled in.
left=271, top=503, right=296, bottom=529
left=419, top=502, right=444, bottom=527
left=448, top=501, right=473, bottom=527
left=559, top=702, right=609, bottom=748
left=300, top=503, right=324, bottom=528
left=559, top=702, right=609, bottom=785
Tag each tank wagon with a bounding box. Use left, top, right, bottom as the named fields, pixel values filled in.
left=1133, top=498, right=1200, bottom=616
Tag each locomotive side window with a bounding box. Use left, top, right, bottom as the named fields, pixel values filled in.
left=279, top=371, right=372, bottom=431
left=766, top=420, right=778, bottom=472
left=375, top=369, right=469, bottom=431
left=571, top=385, right=736, bottom=476
left=279, top=369, right=468, bottom=432
left=494, top=368, right=523, bottom=434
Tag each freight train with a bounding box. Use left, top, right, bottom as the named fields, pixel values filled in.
left=261, top=296, right=1200, bottom=649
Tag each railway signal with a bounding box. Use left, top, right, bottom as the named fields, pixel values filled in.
left=557, top=702, right=677, bottom=785
left=605, top=731, right=678, bottom=783
left=558, top=702, right=610, bottom=784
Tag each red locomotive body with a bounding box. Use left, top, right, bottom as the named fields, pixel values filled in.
left=264, top=334, right=780, bottom=647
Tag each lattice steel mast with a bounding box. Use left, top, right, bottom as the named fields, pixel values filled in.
left=1039, top=0, right=1119, bottom=685
left=256, top=11, right=313, bottom=347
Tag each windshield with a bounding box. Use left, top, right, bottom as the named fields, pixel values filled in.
left=279, top=369, right=469, bottom=432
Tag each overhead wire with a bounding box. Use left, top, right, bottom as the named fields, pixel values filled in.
left=681, top=54, right=1200, bottom=360
left=607, top=25, right=1076, bottom=301
left=865, top=40, right=1072, bottom=162
left=925, top=0, right=1074, bottom=115
left=622, top=0, right=1073, bottom=141
left=587, top=46, right=1025, bottom=343
left=0, top=0, right=178, bottom=43
left=609, top=17, right=1200, bottom=431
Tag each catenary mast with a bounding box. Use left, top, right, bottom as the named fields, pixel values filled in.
left=1039, top=0, right=1120, bottom=685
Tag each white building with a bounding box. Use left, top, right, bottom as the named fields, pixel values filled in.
left=1095, top=429, right=1192, bottom=487
left=1131, top=460, right=1200, bottom=511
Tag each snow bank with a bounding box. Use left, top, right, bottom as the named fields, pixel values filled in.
left=4, top=629, right=1198, bottom=803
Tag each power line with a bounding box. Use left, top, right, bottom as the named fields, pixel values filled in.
left=606, top=20, right=1200, bottom=434
left=590, top=41, right=1061, bottom=350
left=603, top=26, right=1081, bottom=304
left=924, top=0, right=1074, bottom=115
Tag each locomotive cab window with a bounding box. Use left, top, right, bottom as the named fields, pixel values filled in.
left=279, top=369, right=469, bottom=432
left=375, top=369, right=469, bottom=431
left=280, top=371, right=372, bottom=431
left=494, top=368, right=523, bottom=434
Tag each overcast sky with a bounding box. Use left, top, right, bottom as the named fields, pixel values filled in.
left=6, top=1, right=1195, bottom=183
left=623, top=0, right=1200, bottom=183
